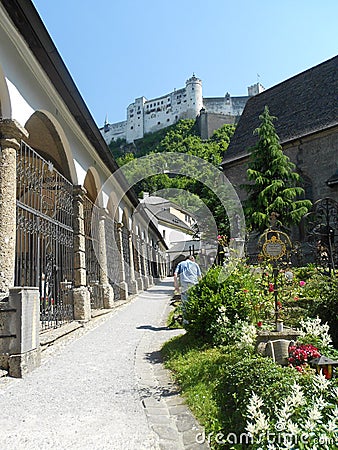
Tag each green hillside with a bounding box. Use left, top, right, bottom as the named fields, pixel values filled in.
left=109, top=119, right=235, bottom=235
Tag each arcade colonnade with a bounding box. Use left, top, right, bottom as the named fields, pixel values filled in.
left=0, top=1, right=167, bottom=335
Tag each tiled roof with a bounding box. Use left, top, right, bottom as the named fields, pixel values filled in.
left=222, top=55, right=338, bottom=165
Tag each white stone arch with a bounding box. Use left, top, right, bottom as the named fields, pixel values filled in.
left=25, top=110, right=77, bottom=184
left=107, top=191, right=119, bottom=222
left=0, top=65, right=11, bottom=118
left=84, top=166, right=103, bottom=207
left=122, top=207, right=131, bottom=231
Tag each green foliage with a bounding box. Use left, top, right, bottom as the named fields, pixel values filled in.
left=183, top=264, right=274, bottom=341
left=301, top=275, right=338, bottom=348
left=112, top=119, right=236, bottom=236
left=243, top=106, right=312, bottom=231
left=162, top=333, right=312, bottom=450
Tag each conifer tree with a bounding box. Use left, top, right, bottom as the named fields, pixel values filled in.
left=243, top=106, right=312, bottom=231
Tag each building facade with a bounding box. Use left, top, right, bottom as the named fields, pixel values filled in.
left=101, top=76, right=264, bottom=144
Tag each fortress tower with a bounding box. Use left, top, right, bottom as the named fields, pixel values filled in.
left=184, top=74, right=203, bottom=118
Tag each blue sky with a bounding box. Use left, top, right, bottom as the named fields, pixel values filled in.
left=32, top=0, right=338, bottom=128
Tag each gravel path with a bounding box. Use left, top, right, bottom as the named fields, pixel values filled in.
left=0, top=279, right=208, bottom=450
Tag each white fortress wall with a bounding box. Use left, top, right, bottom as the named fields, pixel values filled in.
left=100, top=76, right=263, bottom=144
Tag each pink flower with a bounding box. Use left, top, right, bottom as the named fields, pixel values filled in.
left=268, top=283, right=274, bottom=292
left=299, top=280, right=306, bottom=287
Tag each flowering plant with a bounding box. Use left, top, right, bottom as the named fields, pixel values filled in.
left=288, top=343, right=320, bottom=372
left=245, top=374, right=338, bottom=449
left=217, top=234, right=228, bottom=247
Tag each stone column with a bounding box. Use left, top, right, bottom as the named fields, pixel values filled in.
left=98, top=210, right=114, bottom=308
left=0, top=119, right=28, bottom=300
left=73, top=186, right=91, bottom=321
left=135, top=238, right=144, bottom=292
left=141, top=240, right=149, bottom=290
left=128, top=232, right=138, bottom=294
left=147, top=244, right=154, bottom=286
left=116, top=223, right=128, bottom=300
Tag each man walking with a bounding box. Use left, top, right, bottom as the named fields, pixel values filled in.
left=174, top=255, right=201, bottom=314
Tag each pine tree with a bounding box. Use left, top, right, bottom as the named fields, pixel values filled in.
left=243, top=106, right=312, bottom=231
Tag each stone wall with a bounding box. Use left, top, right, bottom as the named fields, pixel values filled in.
left=197, top=110, right=239, bottom=140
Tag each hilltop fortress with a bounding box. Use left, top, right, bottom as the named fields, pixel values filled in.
left=100, top=75, right=264, bottom=144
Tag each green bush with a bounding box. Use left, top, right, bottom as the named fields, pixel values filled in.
left=162, top=334, right=323, bottom=450
left=184, top=264, right=273, bottom=341
left=302, top=274, right=338, bottom=347
left=213, top=354, right=302, bottom=437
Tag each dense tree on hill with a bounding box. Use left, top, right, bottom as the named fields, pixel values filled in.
left=111, top=120, right=235, bottom=235
left=242, top=106, right=312, bottom=231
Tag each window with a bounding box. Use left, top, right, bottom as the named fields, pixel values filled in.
left=163, top=230, right=166, bottom=239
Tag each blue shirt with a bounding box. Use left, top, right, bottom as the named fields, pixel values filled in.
left=175, top=260, right=201, bottom=285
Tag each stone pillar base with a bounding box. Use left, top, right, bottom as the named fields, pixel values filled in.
left=73, top=286, right=91, bottom=321
left=7, top=348, right=41, bottom=378
left=128, top=280, right=138, bottom=295
left=142, top=276, right=149, bottom=290
left=136, top=277, right=144, bottom=292
left=148, top=275, right=154, bottom=286
left=119, top=281, right=128, bottom=301
left=100, top=283, right=114, bottom=309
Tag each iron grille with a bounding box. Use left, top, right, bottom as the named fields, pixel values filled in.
left=83, top=196, right=104, bottom=309
left=15, top=141, right=74, bottom=330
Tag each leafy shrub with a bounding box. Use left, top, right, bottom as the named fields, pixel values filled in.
left=302, top=275, right=338, bottom=348
left=213, top=354, right=303, bottom=437
left=184, top=264, right=273, bottom=341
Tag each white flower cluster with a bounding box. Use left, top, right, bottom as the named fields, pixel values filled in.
left=235, top=321, right=257, bottom=349
left=245, top=374, right=337, bottom=449
left=299, top=317, right=332, bottom=348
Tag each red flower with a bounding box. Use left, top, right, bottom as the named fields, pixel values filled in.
left=288, top=343, right=321, bottom=369
left=277, top=301, right=282, bottom=309
left=294, top=296, right=299, bottom=301
left=268, top=283, right=274, bottom=292
left=243, top=289, right=249, bottom=293
left=257, top=321, right=263, bottom=328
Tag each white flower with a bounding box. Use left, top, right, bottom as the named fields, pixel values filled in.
left=332, top=406, right=338, bottom=418
left=278, top=401, right=293, bottom=421
left=324, top=418, right=337, bottom=433
left=313, top=371, right=331, bottom=391
left=331, top=388, right=338, bottom=402
left=308, top=405, right=322, bottom=423
left=316, top=395, right=328, bottom=410
left=286, top=420, right=300, bottom=435
left=255, top=412, right=269, bottom=433
left=246, top=421, right=257, bottom=436
left=247, top=392, right=264, bottom=419
left=302, top=419, right=314, bottom=431
left=289, top=382, right=305, bottom=407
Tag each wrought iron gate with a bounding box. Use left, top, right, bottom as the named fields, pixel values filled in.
left=15, top=141, right=74, bottom=330
left=121, top=227, right=131, bottom=293
left=83, top=196, right=104, bottom=308
left=105, top=217, right=121, bottom=301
